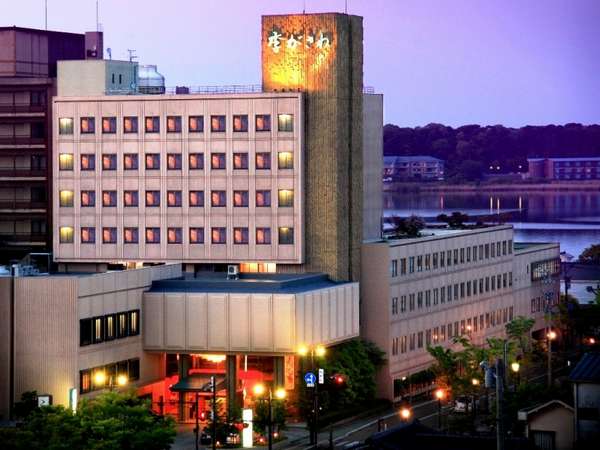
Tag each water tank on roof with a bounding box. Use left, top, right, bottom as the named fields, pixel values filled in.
left=138, top=65, right=165, bottom=94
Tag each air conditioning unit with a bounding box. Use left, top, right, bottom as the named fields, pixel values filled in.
left=227, top=265, right=239, bottom=280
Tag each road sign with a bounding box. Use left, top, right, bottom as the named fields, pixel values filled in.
left=304, top=371, right=316, bottom=387
left=318, top=368, right=324, bottom=384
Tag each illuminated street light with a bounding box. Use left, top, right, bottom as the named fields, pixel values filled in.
left=471, top=378, right=480, bottom=386
left=315, top=345, right=326, bottom=357
left=253, top=385, right=286, bottom=450
left=253, top=383, right=266, bottom=397
left=274, top=388, right=286, bottom=400
left=400, top=407, right=412, bottom=420
left=117, top=374, right=128, bottom=386
left=435, top=389, right=445, bottom=400
left=511, top=362, right=520, bottom=373
left=297, top=344, right=309, bottom=357
left=434, top=389, right=445, bottom=429
left=93, top=371, right=106, bottom=386
left=547, top=330, right=557, bottom=340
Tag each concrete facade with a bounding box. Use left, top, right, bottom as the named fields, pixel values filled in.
left=57, top=60, right=139, bottom=96
left=362, top=93, right=383, bottom=240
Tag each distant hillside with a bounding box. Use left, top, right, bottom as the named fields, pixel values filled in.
left=383, top=123, right=600, bottom=181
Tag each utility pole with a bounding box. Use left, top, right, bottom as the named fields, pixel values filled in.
left=195, top=392, right=199, bottom=450
left=211, top=375, right=217, bottom=450
left=496, top=358, right=505, bottom=450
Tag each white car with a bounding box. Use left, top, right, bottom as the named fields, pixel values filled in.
left=453, top=396, right=470, bottom=413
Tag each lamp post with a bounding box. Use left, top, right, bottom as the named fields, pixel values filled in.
left=547, top=330, right=557, bottom=386
left=399, top=406, right=412, bottom=422
left=253, top=384, right=286, bottom=450
left=511, top=362, right=520, bottom=388
left=434, top=389, right=445, bottom=429
left=297, top=344, right=326, bottom=445
left=471, top=378, right=479, bottom=419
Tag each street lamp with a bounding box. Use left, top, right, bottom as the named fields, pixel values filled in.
left=400, top=406, right=412, bottom=421
left=93, top=371, right=128, bottom=390
left=471, top=378, right=480, bottom=386
left=297, top=344, right=326, bottom=445
left=253, top=384, right=286, bottom=450
left=547, top=330, right=557, bottom=386
left=434, top=389, right=445, bottom=429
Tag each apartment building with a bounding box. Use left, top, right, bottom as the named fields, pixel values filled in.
left=527, top=157, right=600, bottom=181
left=383, top=155, right=445, bottom=181
left=361, top=225, right=560, bottom=400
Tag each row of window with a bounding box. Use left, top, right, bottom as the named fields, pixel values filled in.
left=390, top=239, right=513, bottom=277
left=391, top=306, right=514, bottom=355
left=59, top=113, right=294, bottom=135
left=80, top=310, right=139, bottom=347
left=531, top=259, right=561, bottom=282
left=531, top=293, right=558, bottom=314
left=80, top=359, right=140, bottom=393
left=391, top=272, right=514, bottom=315
left=58, top=151, right=294, bottom=171
left=59, top=189, right=293, bottom=208
left=59, top=226, right=294, bottom=245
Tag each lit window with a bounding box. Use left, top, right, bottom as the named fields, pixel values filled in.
left=145, top=191, right=160, bottom=207
left=93, top=317, right=103, bottom=343
left=59, top=226, right=74, bottom=243
left=233, top=115, right=248, bottom=132
left=278, top=189, right=294, bottom=207
left=102, top=191, right=117, bottom=207
left=80, top=117, right=95, bottom=134
left=211, top=227, right=226, bottom=244
left=189, top=227, right=204, bottom=244
left=81, top=191, right=95, bottom=207
left=145, top=116, right=160, bottom=133
left=59, top=190, right=74, bottom=207
left=168, top=227, right=182, bottom=243
left=123, top=154, right=138, bottom=170
left=211, top=191, right=226, bottom=207
left=189, top=191, right=204, bottom=207
left=233, top=153, right=248, bottom=169
left=233, top=191, right=249, bottom=207
left=256, top=152, right=271, bottom=170
left=256, top=190, right=271, bottom=207
left=255, top=114, right=271, bottom=132
left=211, top=115, right=226, bottom=132
left=256, top=228, right=271, bottom=244
left=278, top=227, right=294, bottom=245
left=278, top=152, right=293, bottom=169
left=167, top=191, right=182, bottom=207
left=81, top=154, right=96, bottom=170
left=102, top=227, right=117, bottom=243
left=167, top=154, right=182, bottom=170
left=211, top=153, right=226, bottom=169
left=59, top=153, right=73, bottom=170
left=189, top=116, right=204, bottom=133
left=123, top=116, right=138, bottom=133
left=59, top=118, right=73, bottom=135
left=117, top=312, right=128, bottom=338
left=105, top=315, right=115, bottom=341
left=124, top=227, right=139, bottom=244
left=189, top=153, right=204, bottom=170
left=167, top=116, right=182, bottom=133
left=128, top=311, right=139, bottom=335
left=102, top=117, right=116, bottom=133
left=145, top=154, right=160, bottom=170
left=145, top=227, right=160, bottom=243
left=102, top=154, right=117, bottom=170
left=123, top=191, right=138, bottom=207
left=278, top=114, right=293, bottom=132
left=81, top=227, right=95, bottom=244
left=234, top=227, right=249, bottom=244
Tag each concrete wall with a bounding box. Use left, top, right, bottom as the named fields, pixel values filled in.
left=362, top=93, right=383, bottom=241
left=527, top=407, right=574, bottom=450
left=0, top=278, right=12, bottom=419
left=57, top=60, right=138, bottom=96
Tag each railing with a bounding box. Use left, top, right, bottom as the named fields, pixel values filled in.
left=0, top=232, right=47, bottom=243
left=0, top=201, right=47, bottom=210
left=0, top=136, right=45, bottom=145
left=0, top=104, right=46, bottom=114
left=0, top=168, right=46, bottom=177
left=105, top=85, right=377, bottom=96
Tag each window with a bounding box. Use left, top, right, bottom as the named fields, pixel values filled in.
left=485, top=244, right=490, bottom=259
left=390, top=259, right=398, bottom=277
left=59, top=153, right=73, bottom=170
left=432, top=253, right=438, bottom=269
left=417, top=256, right=423, bottom=272
left=124, top=191, right=138, bottom=207
left=167, top=191, right=182, bottom=207
left=189, top=191, right=204, bottom=207
left=93, top=317, right=104, bottom=344
left=278, top=227, right=294, bottom=245
left=102, top=154, right=117, bottom=170
left=417, top=332, right=423, bottom=348
left=233, top=153, right=248, bottom=169
left=105, top=315, right=115, bottom=341
left=145, top=116, right=160, bottom=133
left=256, top=228, right=271, bottom=244
left=440, top=287, right=446, bottom=303
left=145, top=191, right=160, bottom=207
left=103, top=227, right=117, bottom=243
left=491, top=243, right=496, bottom=258
left=124, top=154, right=138, bottom=170
left=392, top=297, right=398, bottom=315
left=80, top=117, right=95, bottom=134
left=425, top=254, right=431, bottom=270
left=211, top=153, right=226, bottom=169
left=256, top=190, right=271, bottom=207
left=59, top=190, right=74, bottom=207
left=145, top=227, right=160, bottom=243
left=417, top=292, right=423, bottom=309
left=80, top=319, right=92, bottom=346
left=503, top=240, right=507, bottom=255
left=233, top=190, right=249, bottom=207
left=81, top=191, right=95, bottom=207
left=255, top=114, right=271, bottom=131
left=278, top=113, right=293, bottom=132
left=400, top=258, right=407, bottom=275
left=425, top=290, right=431, bottom=307
left=167, top=154, right=182, bottom=170
left=81, top=154, right=96, bottom=170
left=467, top=247, right=471, bottom=262
left=473, top=245, right=478, bottom=260
left=102, top=191, right=117, bottom=207
left=447, top=250, right=452, bottom=266
left=234, top=227, right=249, bottom=244
left=81, top=227, right=95, bottom=244
left=233, top=115, right=248, bottom=132
left=453, top=249, right=458, bottom=265
left=400, top=296, right=407, bottom=312
left=211, top=227, right=226, bottom=244
left=392, top=337, right=398, bottom=356
left=454, top=284, right=459, bottom=301
left=278, top=189, right=294, bottom=207
left=479, top=244, right=484, bottom=260
left=460, top=248, right=465, bottom=264
left=211, top=115, right=226, bottom=132
left=167, top=116, right=182, bottom=133
left=117, top=312, right=128, bottom=338
left=440, top=251, right=445, bottom=267
left=145, top=154, right=160, bottom=170
left=433, top=288, right=439, bottom=305
left=189, top=227, right=204, bottom=244
left=256, top=152, right=271, bottom=169
left=102, top=117, right=116, bottom=133
left=168, top=227, right=182, bottom=244
left=409, top=257, right=415, bottom=273
left=59, top=117, right=73, bottom=134
left=124, top=227, right=139, bottom=244
left=128, top=311, right=139, bottom=336
left=189, top=153, right=204, bottom=169
left=189, top=116, right=204, bottom=133
left=278, top=152, right=294, bottom=169
left=211, top=191, right=226, bottom=207
left=409, top=294, right=415, bottom=311
left=124, top=116, right=138, bottom=133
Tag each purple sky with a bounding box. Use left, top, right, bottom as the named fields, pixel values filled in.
left=6, top=0, right=600, bottom=127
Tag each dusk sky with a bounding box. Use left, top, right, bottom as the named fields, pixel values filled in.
left=5, top=0, right=599, bottom=127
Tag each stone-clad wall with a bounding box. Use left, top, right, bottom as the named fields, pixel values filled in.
left=262, top=13, right=364, bottom=282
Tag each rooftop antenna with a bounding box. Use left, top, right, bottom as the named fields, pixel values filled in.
left=303, top=0, right=306, bottom=14
left=107, top=48, right=112, bottom=60
left=96, top=1, right=99, bottom=32
left=345, top=0, right=348, bottom=14
left=127, top=49, right=138, bottom=62
left=44, top=0, right=47, bottom=30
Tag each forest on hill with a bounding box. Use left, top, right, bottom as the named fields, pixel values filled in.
left=383, top=123, right=600, bottom=182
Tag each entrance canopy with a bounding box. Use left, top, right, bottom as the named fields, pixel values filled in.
left=169, top=374, right=226, bottom=392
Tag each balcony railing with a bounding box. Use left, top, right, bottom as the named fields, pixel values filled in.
left=0, top=104, right=46, bottom=114
left=0, top=136, right=45, bottom=145
left=0, top=168, right=46, bottom=177
left=105, top=85, right=377, bottom=96
left=0, top=200, right=47, bottom=210
left=0, top=232, right=47, bottom=243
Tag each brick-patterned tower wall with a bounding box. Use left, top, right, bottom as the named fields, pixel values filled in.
left=261, top=13, right=364, bottom=282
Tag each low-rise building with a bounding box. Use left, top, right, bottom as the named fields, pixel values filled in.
left=527, top=157, right=600, bottom=180
left=518, top=400, right=575, bottom=450
left=383, top=155, right=444, bottom=181
left=570, top=352, right=600, bottom=448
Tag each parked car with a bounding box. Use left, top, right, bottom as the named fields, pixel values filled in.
left=453, top=396, right=470, bottom=413
left=383, top=176, right=393, bottom=183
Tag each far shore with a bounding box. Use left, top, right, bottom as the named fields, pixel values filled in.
left=384, top=180, right=600, bottom=193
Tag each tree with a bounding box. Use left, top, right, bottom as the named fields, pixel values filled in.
left=437, top=211, right=469, bottom=228
left=389, top=215, right=426, bottom=237
left=505, top=316, right=535, bottom=355
left=579, top=244, right=600, bottom=263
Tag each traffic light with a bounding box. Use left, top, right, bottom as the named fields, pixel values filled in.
left=199, top=411, right=207, bottom=421
left=330, top=373, right=347, bottom=388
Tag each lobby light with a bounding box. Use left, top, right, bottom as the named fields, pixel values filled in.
left=297, top=344, right=309, bottom=356
left=93, top=371, right=106, bottom=386
left=253, top=383, right=266, bottom=397
left=117, top=374, right=128, bottom=386
left=274, top=388, right=286, bottom=400
left=315, top=345, right=326, bottom=357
